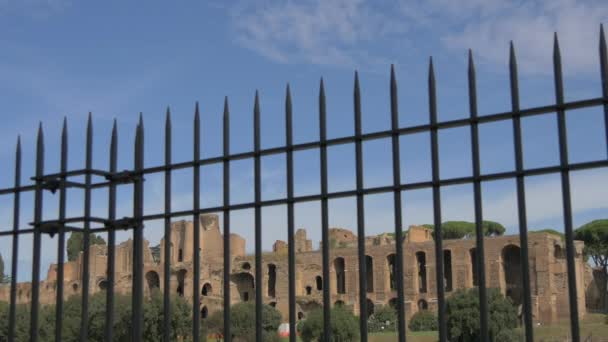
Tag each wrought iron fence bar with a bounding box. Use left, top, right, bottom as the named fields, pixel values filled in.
left=429, top=58, right=447, bottom=342
left=285, top=85, right=297, bottom=342
left=509, top=41, right=535, bottom=342
left=79, top=115, right=93, bottom=342
left=354, top=72, right=368, bottom=341
left=468, top=50, right=490, bottom=342
left=131, top=117, right=145, bottom=341
left=600, top=25, right=608, bottom=155
left=105, top=120, right=118, bottom=342
left=55, top=118, right=68, bottom=342
left=553, top=34, right=580, bottom=342
left=29, top=124, right=44, bottom=342
left=390, top=65, right=407, bottom=342
left=253, top=92, right=263, bottom=342
left=222, top=98, right=232, bottom=342
left=8, top=137, right=21, bottom=342
left=319, top=79, right=332, bottom=342
left=163, top=109, right=172, bottom=342
left=193, top=106, right=202, bottom=342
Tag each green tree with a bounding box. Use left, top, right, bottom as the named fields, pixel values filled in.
left=300, top=306, right=359, bottom=342
left=67, top=232, right=106, bottom=261
left=408, top=310, right=438, bottom=332
left=425, top=221, right=506, bottom=240
left=0, top=290, right=197, bottom=342
left=208, top=302, right=281, bottom=342
left=446, top=288, right=518, bottom=342
left=367, top=305, right=397, bottom=332
left=575, top=219, right=608, bottom=311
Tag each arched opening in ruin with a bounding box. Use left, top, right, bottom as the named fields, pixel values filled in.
left=146, top=271, right=160, bottom=291
left=298, top=312, right=305, bottom=320
left=416, top=251, right=427, bottom=293
left=388, top=298, right=398, bottom=309
left=443, top=250, right=452, bottom=292
left=502, top=244, right=523, bottom=306
left=268, top=264, right=276, bottom=298
left=417, top=299, right=428, bottom=311
left=470, top=248, right=478, bottom=287
left=72, top=283, right=79, bottom=293
left=242, top=262, right=251, bottom=270
left=269, top=302, right=276, bottom=308
left=201, top=306, right=208, bottom=319
left=178, top=249, right=183, bottom=262
left=366, top=299, right=375, bottom=318
left=316, top=276, right=323, bottom=291
left=554, top=244, right=564, bottom=259
left=202, top=283, right=212, bottom=296
left=387, top=254, right=397, bottom=291
left=334, top=257, right=346, bottom=294
left=231, top=272, right=255, bottom=302
left=177, top=269, right=187, bottom=297
left=305, top=286, right=312, bottom=295
left=98, top=279, right=108, bottom=291
left=334, top=300, right=345, bottom=307
left=365, top=255, right=374, bottom=293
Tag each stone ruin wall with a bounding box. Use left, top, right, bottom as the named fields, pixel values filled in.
left=0, top=214, right=601, bottom=326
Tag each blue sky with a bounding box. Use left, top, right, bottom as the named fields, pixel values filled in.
left=0, top=0, right=607, bottom=281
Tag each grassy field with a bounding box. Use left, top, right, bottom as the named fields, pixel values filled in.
left=274, top=314, right=608, bottom=341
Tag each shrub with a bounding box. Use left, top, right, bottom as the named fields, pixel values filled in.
left=300, top=306, right=359, bottom=342
left=446, top=288, right=518, bottom=342
left=495, top=328, right=522, bottom=342
left=208, top=302, right=282, bottom=342
left=368, top=305, right=397, bottom=332
left=408, top=310, right=437, bottom=332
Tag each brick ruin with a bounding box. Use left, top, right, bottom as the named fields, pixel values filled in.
left=0, top=213, right=602, bottom=325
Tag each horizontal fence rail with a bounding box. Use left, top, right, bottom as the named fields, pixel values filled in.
left=1, top=27, right=607, bottom=342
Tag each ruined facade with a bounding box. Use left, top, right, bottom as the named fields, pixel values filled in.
left=0, top=214, right=598, bottom=325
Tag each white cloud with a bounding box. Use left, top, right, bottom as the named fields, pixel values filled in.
left=230, top=0, right=607, bottom=74
left=230, top=0, right=404, bottom=69
left=440, top=0, right=608, bottom=75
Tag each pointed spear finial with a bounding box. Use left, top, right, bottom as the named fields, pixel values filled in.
left=468, top=49, right=475, bottom=73
left=320, top=77, right=325, bottom=98
left=16, top=135, right=21, bottom=157
left=286, top=83, right=292, bottom=114
left=254, top=90, right=260, bottom=114
left=553, top=32, right=561, bottom=62
left=61, top=116, right=68, bottom=145
left=428, top=56, right=436, bottom=84
left=138, top=112, right=144, bottom=128
left=390, top=64, right=399, bottom=130
left=165, top=107, right=171, bottom=124
left=223, top=96, right=229, bottom=118
left=509, top=41, right=516, bottom=66
left=194, top=102, right=200, bottom=122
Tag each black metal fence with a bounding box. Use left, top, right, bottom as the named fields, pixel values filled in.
left=1, top=27, right=607, bottom=342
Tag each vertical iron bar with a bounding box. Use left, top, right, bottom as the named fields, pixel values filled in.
left=55, top=118, right=68, bottom=342
left=8, top=137, right=21, bottom=342
left=389, top=66, right=407, bottom=342
left=285, top=85, right=297, bottom=342
left=105, top=120, right=118, bottom=342
left=223, top=98, right=232, bottom=342
left=428, top=58, right=447, bottom=342
left=467, top=51, right=490, bottom=342
left=79, top=114, right=93, bottom=342
left=509, top=42, right=535, bottom=342
left=132, top=115, right=144, bottom=341
left=253, top=92, right=263, bottom=342
left=193, top=104, right=201, bottom=342
left=319, top=79, right=332, bottom=342
left=600, top=24, right=608, bottom=155
left=354, top=72, right=368, bottom=341
left=163, top=109, right=172, bottom=342
left=553, top=34, right=580, bottom=342
left=30, top=123, right=44, bottom=342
